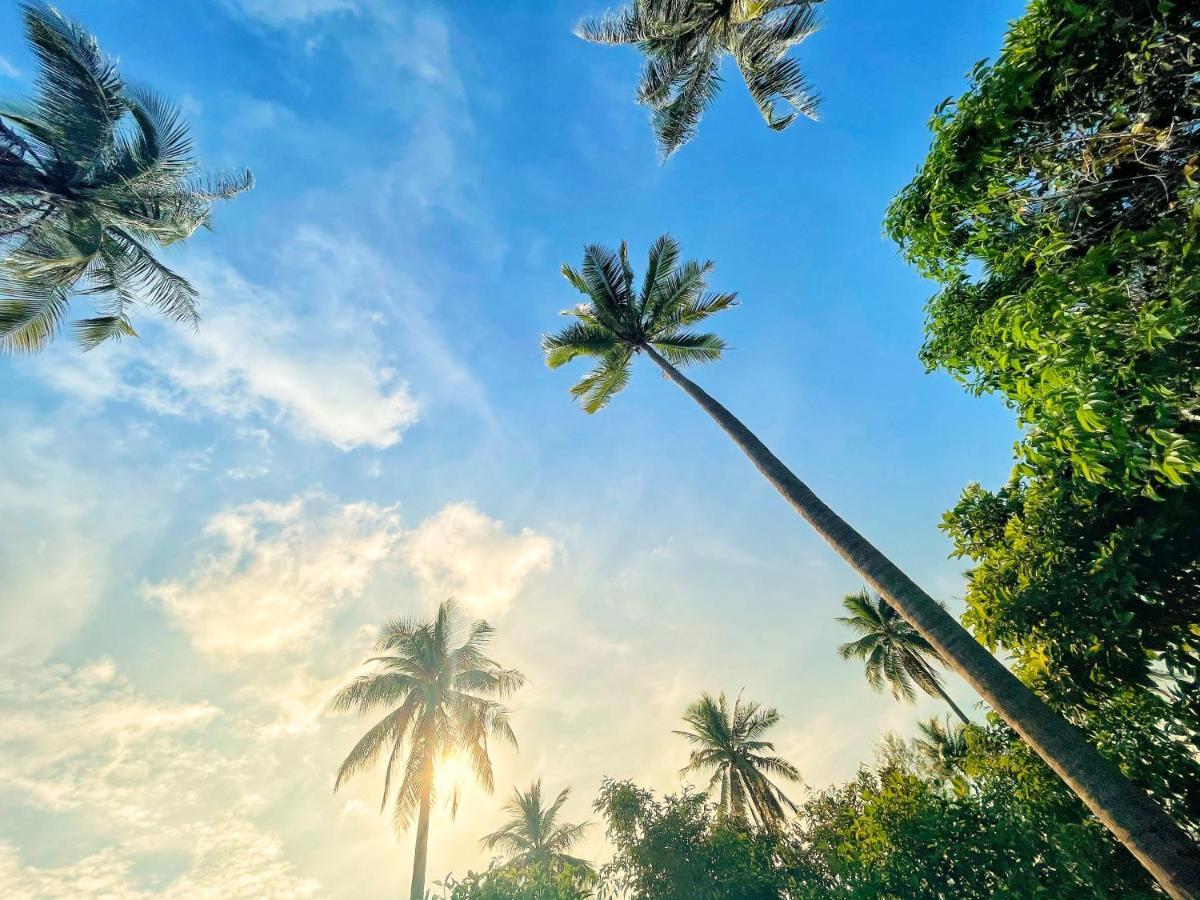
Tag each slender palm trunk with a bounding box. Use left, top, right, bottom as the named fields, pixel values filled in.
left=409, top=756, right=434, bottom=900
left=641, top=344, right=1200, bottom=899
left=915, top=656, right=971, bottom=724
left=929, top=678, right=970, bottom=726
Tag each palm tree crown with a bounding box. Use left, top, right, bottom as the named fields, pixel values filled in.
left=914, top=716, right=970, bottom=783
left=331, top=599, right=524, bottom=827
left=0, top=2, right=252, bottom=353
left=836, top=589, right=969, bottom=723
left=480, top=780, right=593, bottom=873
left=542, top=235, right=736, bottom=412
left=676, top=691, right=801, bottom=829
left=576, top=0, right=822, bottom=157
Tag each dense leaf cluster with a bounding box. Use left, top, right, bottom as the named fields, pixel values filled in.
left=887, top=0, right=1200, bottom=836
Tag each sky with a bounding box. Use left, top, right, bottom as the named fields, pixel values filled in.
left=0, top=1, right=1026, bottom=896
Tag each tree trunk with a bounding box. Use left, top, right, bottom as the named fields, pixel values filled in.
left=409, top=755, right=434, bottom=900
left=641, top=344, right=1200, bottom=899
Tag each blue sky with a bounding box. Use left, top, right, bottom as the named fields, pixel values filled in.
left=0, top=1, right=1025, bottom=895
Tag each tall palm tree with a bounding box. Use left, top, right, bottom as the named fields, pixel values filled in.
left=575, top=0, right=821, bottom=158
left=331, top=600, right=525, bottom=900
left=914, top=716, right=969, bottom=782
left=675, top=691, right=800, bottom=829
left=480, top=780, right=593, bottom=873
left=0, top=2, right=252, bottom=353
left=540, top=236, right=1200, bottom=898
left=837, top=588, right=969, bottom=724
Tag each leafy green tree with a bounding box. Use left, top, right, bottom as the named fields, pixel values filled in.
left=331, top=600, right=525, bottom=900
left=0, top=1, right=251, bottom=352
left=594, top=779, right=796, bottom=899
left=575, top=0, right=821, bottom=158
left=886, top=0, right=1200, bottom=892
left=539, top=235, right=1200, bottom=895
left=676, top=691, right=800, bottom=829
left=438, top=859, right=594, bottom=900
left=790, top=732, right=1158, bottom=899
left=836, top=589, right=968, bottom=723
left=480, top=780, right=594, bottom=872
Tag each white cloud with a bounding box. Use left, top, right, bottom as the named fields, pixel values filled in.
left=403, top=503, right=557, bottom=617
left=0, top=56, right=20, bottom=79
left=148, top=494, right=402, bottom=661
left=0, top=660, right=320, bottom=898
left=35, top=245, right=421, bottom=451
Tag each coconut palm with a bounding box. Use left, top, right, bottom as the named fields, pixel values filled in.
left=837, top=588, right=969, bottom=724
left=914, top=716, right=969, bottom=782
left=575, top=0, right=821, bottom=158
left=480, top=780, right=594, bottom=873
left=331, top=600, right=525, bottom=900
left=541, top=236, right=1200, bottom=897
left=0, top=2, right=252, bottom=353
left=676, top=691, right=800, bottom=829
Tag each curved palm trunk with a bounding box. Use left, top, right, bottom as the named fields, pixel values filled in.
left=641, top=344, right=1200, bottom=899
left=409, top=755, right=434, bottom=900
left=915, top=656, right=971, bottom=725
left=929, top=678, right=971, bottom=726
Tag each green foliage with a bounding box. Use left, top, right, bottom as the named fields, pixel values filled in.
left=886, top=0, right=1199, bottom=495
left=575, top=0, right=821, bottom=158
left=543, top=235, right=736, bottom=412
left=330, top=600, right=525, bottom=831
left=437, top=859, right=594, bottom=900
left=886, top=0, right=1200, bottom=838
left=675, top=691, right=801, bottom=829
left=0, top=2, right=252, bottom=352
left=594, top=779, right=797, bottom=899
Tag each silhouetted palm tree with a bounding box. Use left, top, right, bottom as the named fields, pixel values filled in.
left=837, top=589, right=969, bottom=723
left=480, top=780, right=593, bottom=873
left=914, top=716, right=970, bottom=782
left=676, top=691, right=800, bottom=829
left=541, top=235, right=1200, bottom=893
left=331, top=600, right=524, bottom=900
left=0, top=2, right=251, bottom=352
left=576, top=0, right=821, bottom=158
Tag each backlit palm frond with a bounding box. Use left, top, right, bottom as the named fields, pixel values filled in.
left=576, top=0, right=822, bottom=156
left=569, top=346, right=635, bottom=413
left=0, top=277, right=69, bottom=353
left=650, top=329, right=725, bottom=366
left=652, top=47, right=721, bottom=158
left=21, top=1, right=124, bottom=170
left=0, top=3, right=252, bottom=353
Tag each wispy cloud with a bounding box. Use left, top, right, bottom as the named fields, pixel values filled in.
left=34, top=236, right=422, bottom=451
left=403, top=503, right=558, bottom=617
left=0, top=660, right=320, bottom=898
left=148, top=494, right=402, bottom=661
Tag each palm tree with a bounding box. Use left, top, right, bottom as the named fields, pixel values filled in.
left=837, top=589, right=969, bottom=724
left=914, top=716, right=969, bottom=782
left=575, top=0, right=821, bottom=158
left=331, top=600, right=525, bottom=900
left=480, top=780, right=593, bottom=873
left=0, top=2, right=252, bottom=353
left=540, top=236, right=1200, bottom=898
left=675, top=691, right=800, bottom=829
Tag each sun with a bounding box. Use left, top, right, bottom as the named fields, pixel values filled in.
left=434, top=750, right=472, bottom=799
